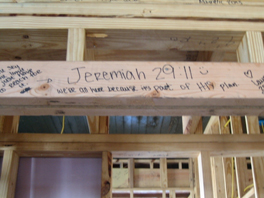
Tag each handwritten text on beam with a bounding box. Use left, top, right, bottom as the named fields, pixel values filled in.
left=0, top=61, right=264, bottom=113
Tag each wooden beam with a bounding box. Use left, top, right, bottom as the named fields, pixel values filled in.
left=198, top=152, right=213, bottom=198
left=88, top=116, right=109, bottom=134
left=242, top=188, right=255, bottom=198
left=2, top=0, right=264, bottom=6
left=237, top=31, right=264, bottom=198
left=0, top=150, right=19, bottom=198
left=1, top=3, right=264, bottom=20
left=0, top=116, right=20, bottom=133
left=101, top=152, right=112, bottom=198
left=1, top=62, right=264, bottom=115
left=1, top=17, right=264, bottom=32
left=182, top=116, right=202, bottom=134
left=1, top=134, right=264, bottom=158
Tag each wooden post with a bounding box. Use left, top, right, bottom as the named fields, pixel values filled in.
left=101, top=152, right=112, bottom=198
left=66, top=28, right=85, bottom=61
left=203, top=116, right=225, bottom=198
left=0, top=116, right=20, bottom=133
left=169, top=190, right=176, bottom=198
left=245, top=116, right=264, bottom=198
left=197, top=152, right=213, bottom=198
left=129, top=159, right=134, bottom=198
left=88, top=116, right=109, bottom=134
left=230, top=116, right=249, bottom=197
left=219, top=116, right=238, bottom=198
left=237, top=31, right=264, bottom=198
left=0, top=150, right=19, bottom=198
left=66, top=28, right=109, bottom=134
left=160, top=158, right=168, bottom=198
left=182, top=116, right=202, bottom=134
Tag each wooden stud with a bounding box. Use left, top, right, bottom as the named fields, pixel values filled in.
left=242, top=187, right=255, bottom=198
left=162, top=190, right=166, bottom=198
left=160, top=158, right=168, bottom=188
left=0, top=116, right=20, bottom=134
left=129, top=159, right=134, bottom=189
left=197, top=152, right=213, bottom=198
left=88, top=116, right=109, bottom=134
left=203, top=116, right=226, bottom=198
left=67, top=28, right=109, bottom=134
left=101, top=152, right=112, bottom=198
left=219, top=116, right=238, bottom=198
left=66, top=28, right=85, bottom=61
left=246, top=116, right=264, bottom=198
left=169, top=190, right=176, bottom=198
left=237, top=31, right=264, bottom=198
left=182, top=116, right=202, bottom=134
left=0, top=150, right=19, bottom=198
left=230, top=116, right=249, bottom=198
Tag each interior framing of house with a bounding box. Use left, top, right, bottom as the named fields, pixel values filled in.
left=0, top=0, right=264, bottom=198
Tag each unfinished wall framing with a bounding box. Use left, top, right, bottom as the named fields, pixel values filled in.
left=0, top=1, right=264, bottom=198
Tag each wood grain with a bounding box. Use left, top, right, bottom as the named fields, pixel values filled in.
left=1, top=62, right=264, bottom=115
left=1, top=3, right=264, bottom=19
left=0, top=150, right=19, bottom=198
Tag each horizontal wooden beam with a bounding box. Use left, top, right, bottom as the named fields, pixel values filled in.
left=1, top=62, right=264, bottom=115
left=1, top=0, right=263, bottom=6
left=1, top=17, right=264, bottom=31
left=0, top=134, right=264, bottom=158
left=1, top=3, right=264, bottom=20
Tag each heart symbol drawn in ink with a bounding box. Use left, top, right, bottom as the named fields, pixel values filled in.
left=244, top=70, right=253, bottom=79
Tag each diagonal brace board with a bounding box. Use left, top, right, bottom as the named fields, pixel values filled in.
left=1, top=61, right=264, bottom=115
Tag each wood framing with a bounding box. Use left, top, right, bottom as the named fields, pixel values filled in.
left=1, top=62, right=264, bottom=115
left=0, top=1, right=264, bottom=198
left=102, top=152, right=113, bottom=198
left=1, top=3, right=264, bottom=19
left=0, top=134, right=264, bottom=158
left=0, top=150, right=19, bottom=198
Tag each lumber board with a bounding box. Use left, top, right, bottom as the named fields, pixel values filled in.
left=182, top=116, right=202, bottom=134
left=219, top=116, right=238, bottom=198
left=0, top=29, right=67, bottom=50
left=0, top=49, right=67, bottom=61
left=203, top=116, right=226, bottom=198
left=102, top=152, right=112, bottom=198
left=242, top=188, right=255, bottom=198
left=1, top=17, right=264, bottom=32
left=1, top=0, right=264, bottom=6
left=246, top=116, right=264, bottom=198
left=0, top=116, right=20, bottom=133
left=1, top=3, right=264, bottom=19
left=86, top=30, right=243, bottom=51
left=160, top=158, right=168, bottom=188
left=1, top=134, right=264, bottom=158
left=1, top=62, right=264, bottom=115
left=230, top=116, right=250, bottom=198
left=0, top=150, right=19, bottom=198
left=198, top=152, right=213, bottom=198
left=86, top=50, right=198, bottom=61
